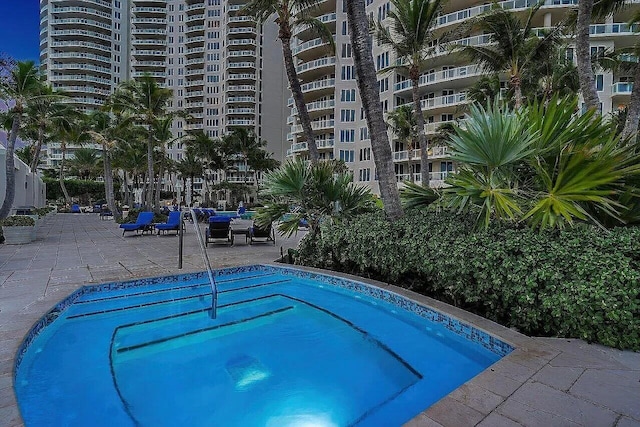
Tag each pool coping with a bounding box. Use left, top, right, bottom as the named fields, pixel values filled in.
left=12, top=263, right=548, bottom=426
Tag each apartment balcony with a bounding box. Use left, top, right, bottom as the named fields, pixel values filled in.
left=398, top=93, right=468, bottom=112
left=228, top=39, right=256, bottom=47
left=190, top=112, right=204, bottom=119
left=50, top=52, right=111, bottom=64
left=227, top=107, right=256, bottom=114
left=292, top=37, right=333, bottom=58
left=300, top=78, right=335, bottom=94
left=186, top=57, right=205, bottom=66
left=296, top=56, right=336, bottom=76
left=186, top=46, right=205, bottom=55
left=227, top=85, right=256, bottom=93
left=132, top=38, right=167, bottom=46
left=227, top=27, right=257, bottom=36
left=58, top=85, right=111, bottom=95
left=131, top=7, right=166, bottom=15
left=185, top=90, right=204, bottom=99
left=228, top=5, right=243, bottom=12
left=227, top=119, right=256, bottom=126
left=51, top=29, right=111, bottom=41
left=185, top=24, right=205, bottom=34
left=186, top=14, right=205, bottom=24
left=51, top=63, right=111, bottom=74
left=228, top=16, right=254, bottom=24
left=49, top=74, right=111, bottom=85
left=227, top=61, right=256, bottom=70
left=293, top=12, right=336, bottom=36
left=186, top=101, right=205, bottom=109
left=424, top=120, right=461, bottom=135
left=131, top=17, right=167, bottom=25
left=132, top=60, right=166, bottom=67
left=52, top=17, right=111, bottom=31
left=228, top=73, right=257, bottom=81
left=185, top=36, right=205, bottom=46
left=291, top=99, right=335, bottom=115
left=397, top=171, right=451, bottom=187
left=186, top=3, right=205, bottom=13
left=51, top=6, right=112, bottom=20
left=131, top=71, right=166, bottom=78
left=291, top=119, right=335, bottom=133
left=185, top=123, right=204, bottom=131
left=227, top=96, right=256, bottom=103
left=185, top=68, right=205, bottom=76
left=392, top=146, right=449, bottom=163
left=133, top=49, right=166, bottom=57
left=394, top=64, right=483, bottom=94
left=612, top=82, right=633, bottom=97
left=185, top=80, right=205, bottom=88
left=131, top=28, right=167, bottom=36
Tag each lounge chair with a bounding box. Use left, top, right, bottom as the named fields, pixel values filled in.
left=119, top=212, right=154, bottom=236
left=205, top=216, right=233, bottom=246
left=249, top=221, right=275, bottom=245
left=71, top=204, right=81, bottom=213
left=99, top=206, right=113, bottom=220
left=155, top=211, right=182, bottom=235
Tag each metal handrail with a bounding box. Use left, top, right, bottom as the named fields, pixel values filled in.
left=188, top=209, right=218, bottom=319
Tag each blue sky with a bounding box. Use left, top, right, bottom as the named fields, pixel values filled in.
left=0, top=0, right=41, bottom=62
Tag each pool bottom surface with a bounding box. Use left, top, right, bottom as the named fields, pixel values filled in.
left=113, top=296, right=420, bottom=426
left=15, top=269, right=503, bottom=426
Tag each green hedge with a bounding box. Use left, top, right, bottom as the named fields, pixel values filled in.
left=297, top=211, right=640, bottom=350
left=44, top=178, right=119, bottom=202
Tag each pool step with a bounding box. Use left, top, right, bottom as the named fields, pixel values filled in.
left=65, top=277, right=292, bottom=319
left=75, top=272, right=277, bottom=303
left=111, top=295, right=295, bottom=360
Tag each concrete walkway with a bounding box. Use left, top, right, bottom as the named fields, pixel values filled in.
left=1, top=214, right=638, bottom=426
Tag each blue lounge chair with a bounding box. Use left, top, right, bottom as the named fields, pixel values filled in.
left=155, top=211, right=182, bottom=235
left=119, top=212, right=154, bottom=236
left=249, top=221, right=275, bottom=245
left=71, top=204, right=81, bottom=213
left=205, top=216, right=233, bottom=246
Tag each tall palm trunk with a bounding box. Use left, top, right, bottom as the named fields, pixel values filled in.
left=146, top=126, right=155, bottom=210
left=124, top=173, right=131, bottom=206
left=411, top=68, right=429, bottom=187
left=0, top=115, right=21, bottom=219
left=59, top=142, right=71, bottom=205
left=346, top=0, right=403, bottom=219
left=576, top=0, right=600, bottom=112
left=30, top=124, right=44, bottom=172
left=621, top=63, right=640, bottom=141
left=154, top=150, right=165, bottom=214
left=511, top=74, right=523, bottom=108
left=102, top=143, right=120, bottom=221
left=279, top=25, right=320, bottom=163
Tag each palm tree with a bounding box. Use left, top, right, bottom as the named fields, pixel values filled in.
left=345, top=0, right=404, bottom=220
left=112, top=138, right=147, bottom=206
left=68, top=148, right=101, bottom=180
left=53, top=112, right=90, bottom=204
left=177, top=149, right=204, bottom=206
left=256, top=159, right=376, bottom=237
left=224, top=128, right=263, bottom=186
left=109, top=75, right=173, bottom=210
left=186, top=131, right=226, bottom=205
left=87, top=110, right=131, bottom=221
left=0, top=61, right=42, bottom=219
left=386, top=104, right=418, bottom=182
left=376, top=0, right=444, bottom=186
left=243, top=0, right=334, bottom=164
left=24, top=85, right=69, bottom=172
left=456, top=3, right=562, bottom=109
left=152, top=116, right=184, bottom=210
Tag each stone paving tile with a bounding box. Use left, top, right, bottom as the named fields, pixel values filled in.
left=467, top=366, right=524, bottom=398
left=403, top=412, right=444, bottom=427
left=618, top=417, right=640, bottom=427
left=542, top=338, right=633, bottom=370
left=425, top=396, right=485, bottom=426
left=569, top=369, right=640, bottom=421
left=476, top=412, right=523, bottom=426
left=448, top=382, right=504, bottom=415
left=510, top=381, right=618, bottom=426
left=531, top=365, right=585, bottom=392
left=496, top=399, right=583, bottom=426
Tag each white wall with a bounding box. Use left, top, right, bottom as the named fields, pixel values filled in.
left=0, top=143, right=46, bottom=210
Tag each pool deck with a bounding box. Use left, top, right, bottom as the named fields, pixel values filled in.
left=1, top=214, right=638, bottom=426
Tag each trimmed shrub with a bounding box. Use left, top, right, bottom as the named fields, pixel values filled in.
left=0, top=216, right=36, bottom=226
left=297, top=210, right=640, bottom=350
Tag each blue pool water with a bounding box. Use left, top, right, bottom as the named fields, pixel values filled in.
left=15, top=265, right=510, bottom=426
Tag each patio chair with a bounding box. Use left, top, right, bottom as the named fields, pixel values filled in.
left=155, top=211, right=182, bottom=235
left=119, top=212, right=154, bottom=236
left=205, top=216, right=233, bottom=246
left=249, top=221, right=275, bottom=245
left=99, top=206, right=113, bottom=220
left=71, top=204, right=81, bottom=213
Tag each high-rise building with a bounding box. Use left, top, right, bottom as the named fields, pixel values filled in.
left=286, top=0, right=639, bottom=193
left=38, top=0, right=289, bottom=183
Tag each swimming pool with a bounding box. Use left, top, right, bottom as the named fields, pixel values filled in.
left=15, top=265, right=512, bottom=426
